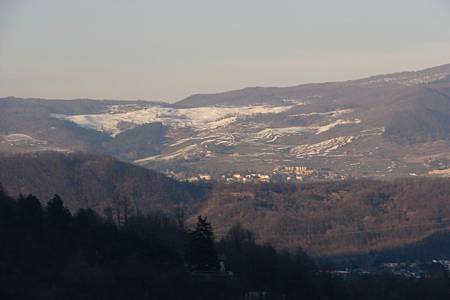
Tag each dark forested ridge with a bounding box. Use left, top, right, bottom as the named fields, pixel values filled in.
left=104, top=122, right=166, bottom=160
left=201, top=179, right=450, bottom=255
left=0, top=152, right=204, bottom=213
left=0, top=190, right=449, bottom=300
left=2, top=152, right=450, bottom=257
left=329, top=230, right=450, bottom=269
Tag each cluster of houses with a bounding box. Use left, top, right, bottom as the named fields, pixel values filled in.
left=222, top=172, right=271, bottom=183
left=382, top=260, right=450, bottom=278
left=330, top=260, right=450, bottom=279
left=276, top=166, right=317, bottom=181
left=167, top=172, right=213, bottom=182
left=167, top=170, right=272, bottom=183
left=166, top=165, right=347, bottom=183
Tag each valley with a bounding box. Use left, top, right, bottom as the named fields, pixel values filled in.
left=1, top=152, right=450, bottom=257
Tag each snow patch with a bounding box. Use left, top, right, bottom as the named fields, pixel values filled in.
left=252, top=118, right=361, bottom=142
left=360, top=127, right=385, bottom=136
left=315, top=119, right=361, bottom=134
left=53, top=104, right=292, bottom=136
left=288, top=108, right=353, bottom=118
left=290, top=136, right=357, bottom=157
left=4, top=134, right=48, bottom=145
left=135, top=144, right=205, bottom=162
left=254, top=127, right=313, bottom=142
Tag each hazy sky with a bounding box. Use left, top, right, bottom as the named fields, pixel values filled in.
left=1, top=0, right=449, bottom=102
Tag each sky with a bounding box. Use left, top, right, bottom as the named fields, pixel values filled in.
left=1, top=0, right=449, bottom=102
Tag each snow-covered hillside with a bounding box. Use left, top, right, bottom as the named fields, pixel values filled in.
left=53, top=104, right=293, bottom=136
left=51, top=101, right=375, bottom=164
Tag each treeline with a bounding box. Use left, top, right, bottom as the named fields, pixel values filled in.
left=0, top=189, right=449, bottom=299
left=205, top=178, right=450, bottom=254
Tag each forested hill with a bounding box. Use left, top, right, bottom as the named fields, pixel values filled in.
left=201, top=179, right=450, bottom=255
left=0, top=152, right=203, bottom=214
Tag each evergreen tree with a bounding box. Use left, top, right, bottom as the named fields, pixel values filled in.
left=16, top=194, right=43, bottom=228
left=187, top=215, right=219, bottom=271
left=45, top=194, right=72, bottom=229
left=0, top=186, right=14, bottom=225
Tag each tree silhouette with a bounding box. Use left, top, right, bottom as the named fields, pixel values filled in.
left=45, top=194, right=72, bottom=229
left=0, top=186, right=14, bottom=225
left=16, top=194, right=43, bottom=228
left=187, top=215, right=218, bottom=271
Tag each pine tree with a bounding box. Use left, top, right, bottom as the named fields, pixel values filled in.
left=45, top=194, right=72, bottom=229
left=0, top=184, right=14, bottom=225
left=16, top=194, right=43, bottom=228
left=187, top=215, right=219, bottom=271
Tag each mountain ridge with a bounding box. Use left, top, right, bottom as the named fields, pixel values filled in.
left=2, top=63, right=450, bottom=180
left=0, top=152, right=201, bottom=213
left=176, top=63, right=450, bottom=107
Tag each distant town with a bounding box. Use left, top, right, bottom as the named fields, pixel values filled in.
left=166, top=165, right=348, bottom=183
left=163, top=162, right=450, bottom=184
left=331, top=260, right=450, bottom=280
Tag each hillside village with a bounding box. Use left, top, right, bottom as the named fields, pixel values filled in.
left=168, top=165, right=348, bottom=183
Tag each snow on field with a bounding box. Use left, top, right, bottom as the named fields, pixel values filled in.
left=360, top=127, right=385, bottom=136
left=4, top=134, right=48, bottom=145
left=205, top=117, right=237, bottom=130
left=0, top=133, right=69, bottom=152
left=251, top=118, right=361, bottom=142
left=288, top=108, right=353, bottom=118
left=52, top=105, right=292, bottom=136
left=315, top=119, right=361, bottom=134
left=253, top=127, right=314, bottom=142
left=167, top=136, right=200, bottom=148
left=282, top=99, right=305, bottom=105
left=290, top=136, right=357, bottom=157
left=135, top=144, right=205, bottom=163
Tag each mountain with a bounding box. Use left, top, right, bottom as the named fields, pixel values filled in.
left=0, top=98, right=170, bottom=160
left=0, top=152, right=201, bottom=213
left=177, top=64, right=450, bottom=107
left=1, top=64, right=450, bottom=179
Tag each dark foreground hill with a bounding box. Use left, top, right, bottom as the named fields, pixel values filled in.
left=2, top=190, right=448, bottom=300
